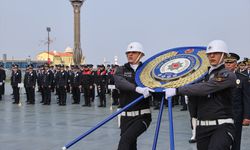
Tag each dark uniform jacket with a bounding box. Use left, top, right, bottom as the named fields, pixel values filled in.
left=231, top=72, right=250, bottom=122
left=24, top=71, right=37, bottom=87
left=177, top=64, right=236, bottom=120
left=0, top=69, right=6, bottom=82
left=82, top=70, right=94, bottom=87
left=114, top=62, right=150, bottom=111
left=69, top=71, right=82, bottom=87
left=55, top=71, right=68, bottom=87
left=41, top=70, right=53, bottom=87
left=95, top=69, right=107, bottom=87
left=11, top=70, right=22, bottom=87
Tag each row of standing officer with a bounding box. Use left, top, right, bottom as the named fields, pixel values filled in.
left=8, top=62, right=118, bottom=106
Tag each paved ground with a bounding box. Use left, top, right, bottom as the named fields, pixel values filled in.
left=0, top=84, right=249, bottom=150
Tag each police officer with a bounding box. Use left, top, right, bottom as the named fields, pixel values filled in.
left=89, top=64, right=96, bottom=102
left=23, top=64, right=37, bottom=104
left=114, top=42, right=153, bottom=150
left=69, top=65, right=82, bottom=104
left=55, top=64, right=68, bottom=106
left=81, top=64, right=94, bottom=107
left=41, top=63, right=53, bottom=105
left=164, top=40, right=236, bottom=150
left=11, top=64, right=22, bottom=104
left=96, top=64, right=107, bottom=107
left=0, top=64, right=6, bottom=100
left=36, top=65, right=43, bottom=93
left=242, top=59, right=250, bottom=126
left=224, top=52, right=250, bottom=150
left=109, top=64, right=119, bottom=105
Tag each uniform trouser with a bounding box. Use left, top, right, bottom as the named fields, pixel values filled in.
left=118, top=114, right=151, bottom=150
left=232, top=120, right=243, bottom=150
left=99, top=85, right=106, bottom=106
left=0, top=85, right=2, bottom=99
left=180, top=96, right=187, bottom=109
left=112, top=89, right=119, bottom=104
left=25, top=87, right=29, bottom=102
left=27, top=87, right=35, bottom=104
left=83, top=86, right=91, bottom=105
left=13, top=86, right=20, bottom=103
left=42, top=87, right=51, bottom=104
left=72, top=87, right=80, bottom=103
left=58, top=86, right=66, bottom=105
left=0, top=83, right=4, bottom=95
left=90, top=85, right=95, bottom=102
left=243, top=98, right=250, bottom=119
left=196, top=123, right=235, bottom=150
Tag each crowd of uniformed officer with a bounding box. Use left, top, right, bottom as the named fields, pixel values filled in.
left=0, top=63, right=121, bottom=108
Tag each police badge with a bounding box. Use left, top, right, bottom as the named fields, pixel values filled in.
left=135, top=46, right=209, bottom=92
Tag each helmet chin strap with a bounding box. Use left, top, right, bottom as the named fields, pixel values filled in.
left=132, top=53, right=142, bottom=65
left=218, top=53, right=225, bottom=65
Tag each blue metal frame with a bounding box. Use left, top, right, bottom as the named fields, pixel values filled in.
left=152, top=96, right=165, bottom=150
left=62, top=96, right=144, bottom=150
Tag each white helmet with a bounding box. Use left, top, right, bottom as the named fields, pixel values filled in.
left=125, top=42, right=145, bottom=56
left=206, top=40, right=229, bottom=54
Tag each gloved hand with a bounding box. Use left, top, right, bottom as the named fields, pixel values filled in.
left=184, top=95, right=188, bottom=104
left=135, top=87, right=154, bottom=98
left=163, top=88, right=176, bottom=99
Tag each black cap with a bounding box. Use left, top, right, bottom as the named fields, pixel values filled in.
left=238, top=61, right=246, bottom=66
left=83, top=64, right=88, bottom=68
left=224, top=53, right=240, bottom=63
left=44, top=63, right=49, bottom=67
left=60, top=64, right=65, bottom=68
left=13, top=64, right=19, bottom=68
left=28, top=64, right=33, bottom=69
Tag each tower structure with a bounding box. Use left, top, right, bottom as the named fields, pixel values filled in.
left=70, top=0, right=85, bottom=65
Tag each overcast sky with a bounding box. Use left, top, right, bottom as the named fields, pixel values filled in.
left=1, top=0, right=250, bottom=65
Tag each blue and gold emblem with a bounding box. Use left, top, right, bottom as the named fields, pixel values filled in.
left=135, top=46, right=209, bottom=92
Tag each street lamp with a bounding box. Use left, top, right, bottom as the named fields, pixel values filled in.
left=46, top=27, right=51, bottom=64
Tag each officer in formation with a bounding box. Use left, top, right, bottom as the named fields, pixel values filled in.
left=114, top=42, right=153, bottom=150
left=81, top=64, right=94, bottom=107
left=0, top=64, right=6, bottom=100
left=41, top=63, right=53, bottom=105
left=109, top=64, right=119, bottom=105
left=11, top=64, right=22, bottom=104
left=55, top=64, right=68, bottom=106
left=23, top=64, right=37, bottom=104
left=96, top=64, right=107, bottom=107
left=165, top=40, right=236, bottom=150
left=224, top=52, right=250, bottom=150
left=69, top=65, right=82, bottom=104
left=237, top=60, right=250, bottom=126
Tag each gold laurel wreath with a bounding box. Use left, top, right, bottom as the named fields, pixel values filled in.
left=139, top=50, right=209, bottom=88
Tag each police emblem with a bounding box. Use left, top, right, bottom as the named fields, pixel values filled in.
left=236, top=79, right=240, bottom=85
left=135, top=46, right=209, bottom=92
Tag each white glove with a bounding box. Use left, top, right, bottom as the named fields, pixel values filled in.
left=135, top=87, right=154, bottom=98
left=163, top=88, right=176, bottom=99
left=184, top=95, right=188, bottom=104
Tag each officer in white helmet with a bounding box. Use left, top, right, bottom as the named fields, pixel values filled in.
left=114, top=42, right=153, bottom=150
left=164, top=40, right=236, bottom=150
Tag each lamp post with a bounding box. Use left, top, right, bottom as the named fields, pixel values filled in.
left=46, top=27, right=51, bottom=64
left=70, top=0, right=85, bottom=65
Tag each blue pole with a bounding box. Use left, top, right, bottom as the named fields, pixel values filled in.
left=168, top=97, right=175, bottom=150
left=62, top=95, right=144, bottom=150
left=152, top=96, right=165, bottom=150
